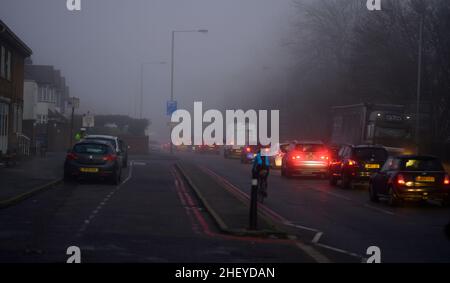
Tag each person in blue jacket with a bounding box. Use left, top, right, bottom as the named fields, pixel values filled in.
left=252, top=145, right=271, bottom=197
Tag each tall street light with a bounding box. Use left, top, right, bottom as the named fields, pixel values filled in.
left=415, top=12, right=424, bottom=154
left=169, top=29, right=208, bottom=154
left=171, top=29, right=208, bottom=102
left=140, top=61, right=167, bottom=119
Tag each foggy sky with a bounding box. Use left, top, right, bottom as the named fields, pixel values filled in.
left=1, top=0, right=295, bottom=141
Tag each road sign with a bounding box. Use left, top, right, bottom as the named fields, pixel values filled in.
left=166, top=100, right=177, bottom=116
left=82, top=113, right=95, bottom=128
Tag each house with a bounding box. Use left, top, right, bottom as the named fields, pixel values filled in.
left=23, top=64, right=72, bottom=151
left=0, top=19, right=32, bottom=156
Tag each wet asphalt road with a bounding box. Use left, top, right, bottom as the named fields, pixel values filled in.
left=0, top=152, right=322, bottom=263
left=179, top=151, right=450, bottom=263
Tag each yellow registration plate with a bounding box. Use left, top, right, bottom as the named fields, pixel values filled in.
left=365, top=164, right=380, bottom=169
left=416, top=176, right=435, bottom=182
left=80, top=168, right=99, bottom=173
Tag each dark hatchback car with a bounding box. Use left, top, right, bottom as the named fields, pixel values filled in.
left=329, top=145, right=388, bottom=188
left=64, top=141, right=123, bottom=185
left=369, top=155, right=450, bottom=206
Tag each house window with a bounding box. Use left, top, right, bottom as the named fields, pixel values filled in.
left=6, top=50, right=12, bottom=81
left=0, top=46, right=5, bottom=79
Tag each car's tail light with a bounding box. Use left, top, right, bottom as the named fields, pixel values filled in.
left=292, top=154, right=302, bottom=160
left=246, top=147, right=251, bottom=152
left=103, top=154, right=117, bottom=162
left=348, top=160, right=357, bottom=166
left=397, top=174, right=406, bottom=186
left=444, top=174, right=450, bottom=185
left=66, top=152, right=78, bottom=160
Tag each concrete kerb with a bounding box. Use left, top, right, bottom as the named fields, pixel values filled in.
left=0, top=178, right=63, bottom=209
left=174, top=162, right=289, bottom=238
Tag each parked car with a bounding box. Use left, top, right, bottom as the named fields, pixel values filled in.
left=83, top=135, right=127, bottom=168
left=329, top=145, right=388, bottom=188
left=64, top=140, right=123, bottom=185
left=281, top=141, right=329, bottom=178
left=369, top=155, right=450, bottom=206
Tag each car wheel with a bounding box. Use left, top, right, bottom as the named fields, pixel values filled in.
left=387, top=187, right=400, bottom=207
left=111, top=170, right=121, bottom=185
left=442, top=198, right=450, bottom=207
left=341, top=173, right=351, bottom=189
left=64, top=171, right=73, bottom=182
left=329, top=175, right=338, bottom=186
left=283, top=167, right=291, bottom=178
left=369, top=182, right=379, bottom=203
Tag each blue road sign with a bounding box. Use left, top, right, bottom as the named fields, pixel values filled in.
left=166, top=100, right=178, bottom=116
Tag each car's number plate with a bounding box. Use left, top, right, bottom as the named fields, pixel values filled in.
left=365, top=164, right=380, bottom=169
left=416, top=176, right=435, bottom=182
left=80, top=168, right=99, bottom=173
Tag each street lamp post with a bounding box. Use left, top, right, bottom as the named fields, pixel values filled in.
left=169, top=29, right=208, bottom=154
left=415, top=13, right=424, bottom=154
left=140, top=61, right=167, bottom=119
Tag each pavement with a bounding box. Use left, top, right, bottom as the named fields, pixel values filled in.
left=0, top=152, right=65, bottom=206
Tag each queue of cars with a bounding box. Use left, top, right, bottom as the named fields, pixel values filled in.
left=217, top=140, right=450, bottom=207
left=63, top=135, right=129, bottom=185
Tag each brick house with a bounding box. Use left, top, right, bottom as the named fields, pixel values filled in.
left=0, top=19, right=32, bottom=156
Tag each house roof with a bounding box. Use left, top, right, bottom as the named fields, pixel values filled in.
left=24, top=65, right=56, bottom=85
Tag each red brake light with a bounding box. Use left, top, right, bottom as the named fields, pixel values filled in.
left=397, top=174, right=406, bottom=186
left=444, top=174, right=450, bottom=185
left=103, top=154, right=117, bottom=161
left=66, top=152, right=78, bottom=160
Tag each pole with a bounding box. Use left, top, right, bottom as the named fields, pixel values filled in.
left=249, top=178, right=258, bottom=230
left=415, top=14, right=424, bottom=154
left=170, top=31, right=175, bottom=154
left=70, top=106, right=75, bottom=148
left=140, top=63, right=144, bottom=119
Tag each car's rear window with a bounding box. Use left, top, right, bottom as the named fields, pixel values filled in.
left=400, top=158, right=444, bottom=171
left=295, top=144, right=325, bottom=152
left=74, top=144, right=110, bottom=155
left=86, top=138, right=116, bottom=148
left=354, top=148, right=388, bottom=161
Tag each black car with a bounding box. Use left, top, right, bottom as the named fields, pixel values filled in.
left=64, top=140, right=123, bottom=185
left=329, top=145, right=388, bottom=188
left=369, top=155, right=450, bottom=206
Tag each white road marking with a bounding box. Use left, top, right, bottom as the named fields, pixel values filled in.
left=312, top=232, right=323, bottom=244
left=295, top=242, right=331, bottom=263
left=75, top=161, right=134, bottom=238
left=285, top=222, right=320, bottom=233
left=315, top=242, right=364, bottom=259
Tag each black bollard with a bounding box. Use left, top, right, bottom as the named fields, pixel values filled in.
left=249, top=178, right=258, bottom=230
